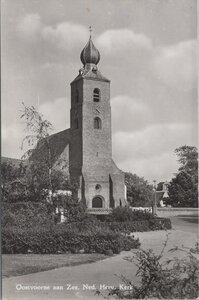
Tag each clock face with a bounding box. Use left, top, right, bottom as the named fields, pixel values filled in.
left=93, top=107, right=101, bottom=115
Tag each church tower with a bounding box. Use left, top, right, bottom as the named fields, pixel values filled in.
left=69, top=33, right=126, bottom=213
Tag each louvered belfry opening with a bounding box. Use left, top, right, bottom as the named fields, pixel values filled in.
left=93, top=88, right=100, bottom=102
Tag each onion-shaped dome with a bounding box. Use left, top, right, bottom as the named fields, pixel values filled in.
left=80, top=37, right=100, bottom=66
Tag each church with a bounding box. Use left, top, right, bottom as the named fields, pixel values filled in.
left=35, top=33, right=127, bottom=214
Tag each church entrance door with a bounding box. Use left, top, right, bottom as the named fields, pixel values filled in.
left=92, top=196, right=103, bottom=208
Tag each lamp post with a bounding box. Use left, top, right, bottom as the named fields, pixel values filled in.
left=153, top=180, right=157, bottom=216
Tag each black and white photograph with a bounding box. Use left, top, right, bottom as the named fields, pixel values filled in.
left=1, top=0, right=198, bottom=299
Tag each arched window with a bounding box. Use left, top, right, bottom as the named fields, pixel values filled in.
left=75, top=90, right=79, bottom=103
left=92, top=197, right=103, bottom=208
left=74, top=119, right=78, bottom=129
left=94, top=117, right=102, bottom=129
left=93, top=88, right=100, bottom=102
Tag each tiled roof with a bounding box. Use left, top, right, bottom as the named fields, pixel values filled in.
left=71, top=67, right=110, bottom=84
left=1, top=156, right=27, bottom=167
left=31, top=129, right=71, bottom=166
left=2, top=129, right=71, bottom=175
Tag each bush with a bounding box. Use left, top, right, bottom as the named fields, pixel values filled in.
left=104, top=221, right=150, bottom=234
left=66, top=213, right=101, bottom=232
left=148, top=217, right=172, bottom=230
left=2, top=201, right=55, bottom=229
left=99, top=239, right=199, bottom=299
left=2, top=225, right=140, bottom=255
left=64, top=213, right=171, bottom=235
left=101, top=218, right=171, bottom=233
left=107, top=206, right=153, bottom=222
left=2, top=201, right=171, bottom=255
left=99, top=207, right=171, bottom=233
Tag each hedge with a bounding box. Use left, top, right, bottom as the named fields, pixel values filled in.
left=148, top=217, right=172, bottom=231
left=2, top=226, right=140, bottom=254
left=103, top=217, right=172, bottom=234
left=103, top=207, right=154, bottom=222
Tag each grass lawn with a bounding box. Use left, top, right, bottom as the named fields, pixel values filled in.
left=2, top=253, right=108, bottom=278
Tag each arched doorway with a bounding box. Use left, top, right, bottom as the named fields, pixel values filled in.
left=92, top=196, right=103, bottom=208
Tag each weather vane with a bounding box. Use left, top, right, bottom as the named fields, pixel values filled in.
left=89, top=25, right=93, bottom=37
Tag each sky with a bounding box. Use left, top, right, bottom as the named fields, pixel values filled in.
left=2, top=0, right=197, bottom=183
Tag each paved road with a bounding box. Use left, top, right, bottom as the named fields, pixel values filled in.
left=2, top=217, right=198, bottom=300
left=170, top=215, right=198, bottom=233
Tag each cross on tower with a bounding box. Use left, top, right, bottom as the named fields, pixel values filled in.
left=89, top=26, right=93, bottom=37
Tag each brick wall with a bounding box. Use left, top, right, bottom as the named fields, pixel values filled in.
left=69, top=72, right=125, bottom=210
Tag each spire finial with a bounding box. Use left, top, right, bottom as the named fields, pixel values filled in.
left=89, top=26, right=92, bottom=38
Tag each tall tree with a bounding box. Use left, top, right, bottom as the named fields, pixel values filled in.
left=125, top=172, right=153, bottom=207
left=156, top=182, right=164, bottom=191
left=20, top=103, right=54, bottom=201
left=20, top=103, right=72, bottom=202
left=175, top=145, right=198, bottom=180
left=168, top=171, right=197, bottom=207
left=168, top=146, right=198, bottom=207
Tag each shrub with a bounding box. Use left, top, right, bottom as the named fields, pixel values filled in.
left=102, top=218, right=171, bottom=233
left=2, top=225, right=140, bottom=255
left=63, top=197, right=87, bottom=222
left=104, top=221, right=150, bottom=234
left=148, top=217, right=172, bottom=230
left=98, top=239, right=199, bottom=299
left=66, top=214, right=102, bottom=232
left=2, top=201, right=55, bottom=229
left=108, top=206, right=153, bottom=222
left=64, top=213, right=171, bottom=235
left=104, top=249, right=114, bottom=256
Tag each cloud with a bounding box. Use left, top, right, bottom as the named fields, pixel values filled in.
left=16, top=14, right=88, bottom=52
left=154, top=39, right=197, bottom=91
left=111, top=95, right=151, bottom=132
left=121, top=151, right=179, bottom=183
left=2, top=123, right=24, bottom=159
left=6, top=14, right=197, bottom=182
left=39, top=97, right=70, bottom=133
left=96, top=29, right=152, bottom=54
left=112, top=122, right=196, bottom=181
left=96, top=30, right=196, bottom=95
left=42, top=22, right=88, bottom=50
left=113, top=122, right=196, bottom=161
left=2, top=97, right=71, bottom=159
left=16, top=13, right=42, bottom=41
